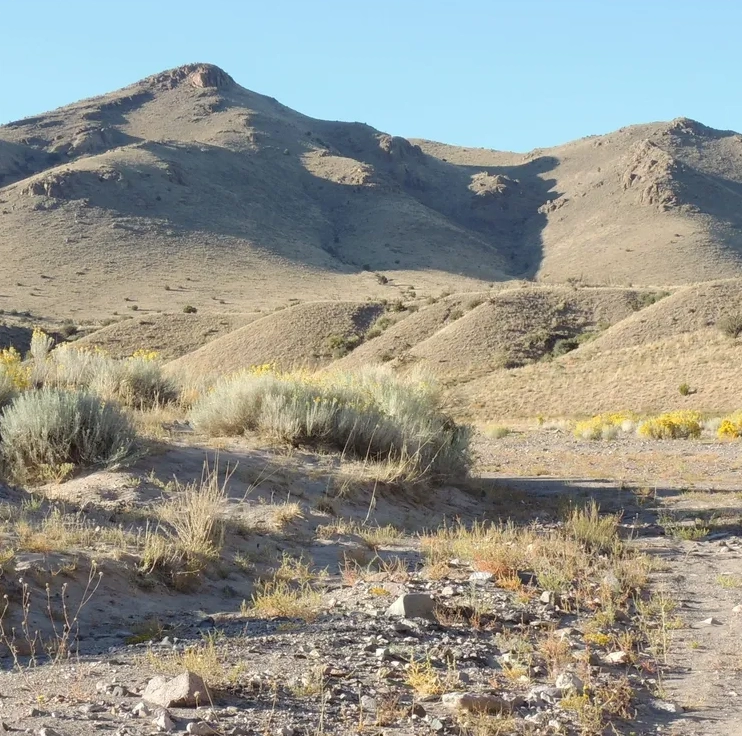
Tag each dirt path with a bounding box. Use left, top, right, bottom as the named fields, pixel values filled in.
left=650, top=535, right=742, bottom=735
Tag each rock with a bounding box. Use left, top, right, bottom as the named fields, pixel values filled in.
left=604, top=651, right=629, bottom=664
left=153, top=711, right=174, bottom=732
left=555, top=672, right=584, bottom=693
left=540, top=591, right=559, bottom=605
left=698, top=617, right=722, bottom=627
left=38, top=729, right=63, bottom=736
left=425, top=716, right=444, bottom=732
left=360, top=695, right=377, bottom=713
left=133, top=701, right=151, bottom=717
left=517, top=570, right=538, bottom=586
left=441, top=692, right=513, bottom=714
left=143, top=672, right=210, bottom=708
left=733, top=604, right=742, bottom=613
left=649, top=699, right=683, bottom=714
left=468, top=572, right=494, bottom=584
left=527, top=685, right=563, bottom=705
left=386, top=594, right=435, bottom=619
left=411, top=703, right=426, bottom=718
left=275, top=728, right=294, bottom=736
left=186, top=722, right=218, bottom=735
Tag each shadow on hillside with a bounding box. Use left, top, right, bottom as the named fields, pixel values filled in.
left=22, top=128, right=560, bottom=283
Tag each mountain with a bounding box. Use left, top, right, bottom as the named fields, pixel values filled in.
left=3, top=63, right=742, bottom=321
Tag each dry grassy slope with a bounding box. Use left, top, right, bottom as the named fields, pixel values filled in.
left=335, top=285, right=658, bottom=379
left=581, top=279, right=742, bottom=354
left=73, top=312, right=258, bottom=359
left=166, top=301, right=384, bottom=377
left=456, top=327, right=742, bottom=419
left=3, top=65, right=742, bottom=322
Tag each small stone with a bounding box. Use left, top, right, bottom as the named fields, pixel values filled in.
left=698, top=617, right=722, bottom=627
left=411, top=703, right=426, bottom=717
left=153, top=711, right=174, bottom=732
left=604, top=651, right=629, bottom=664
left=132, top=702, right=151, bottom=717
left=38, top=730, right=63, bottom=736
left=732, top=604, right=742, bottom=613
left=555, top=672, right=584, bottom=693
left=468, top=572, right=494, bottom=584
left=650, top=699, right=683, bottom=714
left=386, top=594, right=435, bottom=619
left=360, top=695, right=377, bottom=713
left=540, top=591, right=558, bottom=605
left=275, top=728, right=294, bottom=736
left=143, top=672, right=210, bottom=708
left=186, top=722, right=218, bottom=735
left=425, top=717, right=444, bottom=732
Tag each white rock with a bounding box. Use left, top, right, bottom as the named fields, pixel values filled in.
left=153, top=711, right=174, bottom=732
left=186, top=722, right=218, bottom=735
left=604, top=651, right=629, bottom=664
left=555, top=672, right=584, bottom=693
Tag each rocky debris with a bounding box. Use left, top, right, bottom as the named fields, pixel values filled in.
left=385, top=593, right=435, bottom=619
left=622, top=140, right=681, bottom=209
left=143, top=671, right=210, bottom=708
left=698, top=617, right=722, bottom=627
left=649, top=698, right=684, bottom=714
left=185, top=721, right=218, bottom=735
left=148, top=64, right=234, bottom=91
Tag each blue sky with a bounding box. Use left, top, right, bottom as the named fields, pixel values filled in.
left=2, top=0, right=739, bottom=152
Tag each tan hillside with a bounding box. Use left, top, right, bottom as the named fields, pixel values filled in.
left=4, top=65, right=742, bottom=322
left=580, top=278, right=742, bottom=354
left=456, top=327, right=742, bottom=419
left=167, top=301, right=384, bottom=377
left=73, top=312, right=258, bottom=359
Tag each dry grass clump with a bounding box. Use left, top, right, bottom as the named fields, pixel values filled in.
left=0, top=388, right=136, bottom=482
left=421, top=502, right=645, bottom=605
left=637, top=411, right=702, bottom=440
left=573, top=412, right=637, bottom=440
left=246, top=580, right=323, bottom=622
left=190, top=367, right=472, bottom=481
left=156, top=465, right=227, bottom=559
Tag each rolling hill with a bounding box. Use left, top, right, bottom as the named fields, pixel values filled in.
left=4, top=64, right=742, bottom=323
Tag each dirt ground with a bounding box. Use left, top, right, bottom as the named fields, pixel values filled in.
left=0, top=430, right=738, bottom=734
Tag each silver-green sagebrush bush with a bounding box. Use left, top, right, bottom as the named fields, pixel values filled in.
left=190, top=368, right=472, bottom=481
left=0, top=388, right=136, bottom=482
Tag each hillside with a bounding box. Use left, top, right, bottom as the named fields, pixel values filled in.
left=4, top=64, right=742, bottom=322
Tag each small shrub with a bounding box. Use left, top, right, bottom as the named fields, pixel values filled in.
left=637, top=411, right=702, bottom=440
left=448, top=309, right=464, bottom=321
left=183, top=305, right=198, bottom=314
left=678, top=382, right=692, bottom=396
left=574, top=413, right=637, bottom=440
left=0, top=389, right=136, bottom=482
left=374, top=273, right=389, bottom=285
left=718, top=412, right=742, bottom=439
left=718, top=313, right=742, bottom=338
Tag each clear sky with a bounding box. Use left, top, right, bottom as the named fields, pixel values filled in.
left=2, top=0, right=739, bottom=152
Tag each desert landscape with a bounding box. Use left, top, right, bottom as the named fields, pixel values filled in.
left=0, top=63, right=741, bottom=735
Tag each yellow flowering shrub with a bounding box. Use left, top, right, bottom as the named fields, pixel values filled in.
left=718, top=412, right=742, bottom=439
left=637, top=411, right=702, bottom=440
left=0, top=347, right=30, bottom=390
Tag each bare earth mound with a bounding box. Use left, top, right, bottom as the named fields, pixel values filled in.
left=167, top=301, right=384, bottom=377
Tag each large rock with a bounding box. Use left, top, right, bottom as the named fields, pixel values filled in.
left=143, top=671, right=210, bottom=708
left=385, top=593, right=435, bottom=619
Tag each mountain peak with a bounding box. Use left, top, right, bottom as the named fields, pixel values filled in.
left=145, top=63, right=234, bottom=91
